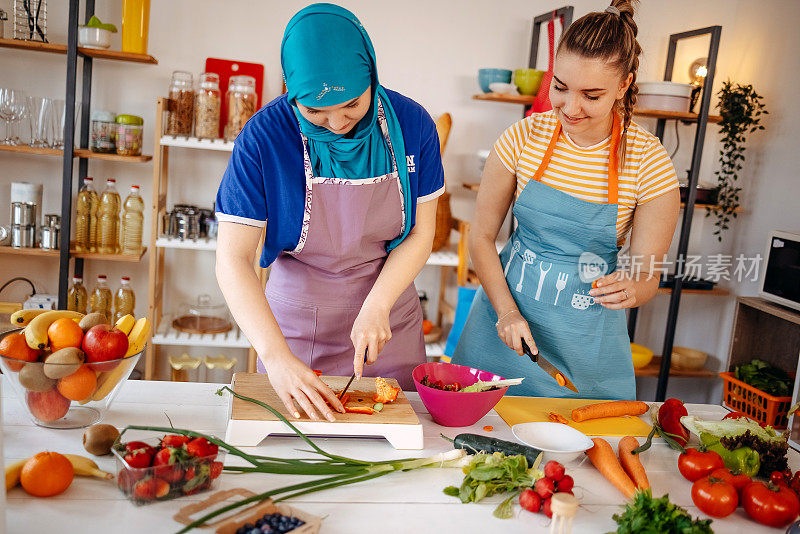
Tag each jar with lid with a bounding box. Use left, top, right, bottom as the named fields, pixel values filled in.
left=116, top=114, right=144, bottom=156
left=225, top=75, right=257, bottom=141
left=173, top=294, right=232, bottom=334
left=90, top=110, right=116, bottom=153
left=166, top=71, right=194, bottom=136
left=194, top=73, right=221, bottom=139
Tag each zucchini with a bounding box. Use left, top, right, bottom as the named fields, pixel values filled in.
left=442, top=433, right=542, bottom=467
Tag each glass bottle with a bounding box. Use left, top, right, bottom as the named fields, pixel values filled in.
left=225, top=75, right=257, bottom=141
left=114, top=276, right=136, bottom=322
left=97, top=178, right=121, bottom=254
left=90, top=274, right=113, bottom=318
left=74, top=177, right=99, bottom=252
left=166, top=70, right=194, bottom=136
left=194, top=72, right=221, bottom=139
left=120, top=185, right=144, bottom=255
left=67, top=275, right=88, bottom=314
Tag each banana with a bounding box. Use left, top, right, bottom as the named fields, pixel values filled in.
left=124, top=317, right=150, bottom=357
left=10, top=309, right=50, bottom=327
left=114, top=314, right=136, bottom=336
left=63, top=454, right=114, bottom=480
left=5, top=458, right=27, bottom=491
left=24, top=310, right=85, bottom=350
left=90, top=357, right=137, bottom=401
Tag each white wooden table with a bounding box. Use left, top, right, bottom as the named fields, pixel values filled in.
left=4, top=377, right=799, bottom=533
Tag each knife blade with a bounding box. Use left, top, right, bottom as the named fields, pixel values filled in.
left=521, top=340, right=579, bottom=393
left=338, top=350, right=368, bottom=401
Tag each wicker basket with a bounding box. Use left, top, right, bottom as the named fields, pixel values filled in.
left=431, top=192, right=451, bottom=252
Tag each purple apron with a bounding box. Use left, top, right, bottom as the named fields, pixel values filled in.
left=257, top=102, right=425, bottom=389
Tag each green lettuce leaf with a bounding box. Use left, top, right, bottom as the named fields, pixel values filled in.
left=84, top=15, right=118, bottom=33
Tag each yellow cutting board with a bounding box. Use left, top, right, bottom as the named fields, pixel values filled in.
left=495, top=397, right=652, bottom=437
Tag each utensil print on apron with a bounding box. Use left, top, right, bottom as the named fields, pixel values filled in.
left=534, top=261, right=552, bottom=301
left=452, top=115, right=635, bottom=400
left=504, top=240, right=520, bottom=276
left=516, top=249, right=536, bottom=292
left=554, top=272, right=568, bottom=305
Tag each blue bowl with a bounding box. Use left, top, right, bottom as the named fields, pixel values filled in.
left=478, top=68, right=512, bottom=93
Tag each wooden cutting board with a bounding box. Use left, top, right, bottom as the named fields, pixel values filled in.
left=225, top=373, right=423, bottom=449
left=494, top=396, right=652, bottom=437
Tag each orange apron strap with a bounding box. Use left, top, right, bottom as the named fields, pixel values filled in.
left=531, top=122, right=562, bottom=184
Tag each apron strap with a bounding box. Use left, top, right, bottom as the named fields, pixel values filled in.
left=531, top=116, right=622, bottom=205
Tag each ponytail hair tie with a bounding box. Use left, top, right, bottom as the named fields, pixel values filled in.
left=605, top=5, right=621, bottom=15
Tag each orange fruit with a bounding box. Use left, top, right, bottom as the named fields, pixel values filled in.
left=47, top=318, right=84, bottom=352
left=422, top=319, right=434, bottom=335
left=20, top=451, right=74, bottom=497
left=57, top=365, right=97, bottom=401
left=0, top=330, right=41, bottom=372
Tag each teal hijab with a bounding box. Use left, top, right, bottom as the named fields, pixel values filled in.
left=281, top=3, right=411, bottom=251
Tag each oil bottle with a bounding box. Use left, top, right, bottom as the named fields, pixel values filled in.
left=66, top=275, right=88, bottom=314
left=90, top=274, right=113, bottom=319
left=120, top=185, right=144, bottom=255
left=97, top=178, right=121, bottom=254
left=114, top=276, right=135, bottom=322
left=74, top=177, right=99, bottom=252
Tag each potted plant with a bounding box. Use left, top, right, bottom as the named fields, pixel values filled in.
left=707, top=81, right=767, bottom=240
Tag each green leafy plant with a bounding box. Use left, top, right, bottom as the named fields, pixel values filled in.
left=611, top=489, right=713, bottom=533
left=707, top=81, right=767, bottom=240
left=83, top=15, right=118, bottom=33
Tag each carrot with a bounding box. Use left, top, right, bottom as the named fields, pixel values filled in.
left=571, top=400, right=648, bottom=422
left=549, top=412, right=569, bottom=425
left=618, top=436, right=650, bottom=490
left=555, top=373, right=566, bottom=387
left=585, top=437, right=636, bottom=499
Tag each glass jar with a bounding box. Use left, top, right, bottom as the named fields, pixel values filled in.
left=166, top=70, right=194, bottom=136
left=194, top=73, right=221, bottom=139
left=116, top=114, right=144, bottom=156
left=225, top=75, right=257, bottom=141
left=90, top=109, right=116, bottom=153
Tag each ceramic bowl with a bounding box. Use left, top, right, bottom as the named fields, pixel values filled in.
left=513, top=69, right=545, bottom=96
left=412, top=362, right=508, bottom=427
left=630, top=343, right=654, bottom=369
left=511, top=422, right=594, bottom=463
left=78, top=27, right=112, bottom=49
left=671, top=346, right=708, bottom=371
left=478, top=68, right=512, bottom=93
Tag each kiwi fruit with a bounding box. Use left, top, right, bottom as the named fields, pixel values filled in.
left=79, top=312, right=109, bottom=332
left=19, top=364, right=57, bottom=392
left=43, top=347, right=85, bottom=379
left=82, top=424, right=120, bottom=456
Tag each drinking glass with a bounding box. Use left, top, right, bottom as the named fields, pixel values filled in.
left=49, top=98, right=65, bottom=149
left=0, top=88, right=25, bottom=145
left=7, top=91, right=28, bottom=145
left=27, top=96, right=51, bottom=147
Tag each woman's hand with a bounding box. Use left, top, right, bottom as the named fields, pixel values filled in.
left=590, top=270, right=659, bottom=309
left=350, top=301, right=392, bottom=379
left=496, top=309, right=538, bottom=356
left=264, top=350, right=345, bottom=422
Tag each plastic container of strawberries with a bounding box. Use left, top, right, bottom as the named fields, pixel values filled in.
left=112, top=435, right=225, bottom=505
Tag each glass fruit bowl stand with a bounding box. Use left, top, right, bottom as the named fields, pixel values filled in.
left=0, top=320, right=145, bottom=429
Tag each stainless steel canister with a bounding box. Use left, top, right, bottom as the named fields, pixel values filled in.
left=175, top=208, right=200, bottom=241
left=43, top=214, right=60, bottom=228
left=10, top=202, right=37, bottom=226
left=40, top=225, right=59, bottom=250
left=10, top=224, right=36, bottom=248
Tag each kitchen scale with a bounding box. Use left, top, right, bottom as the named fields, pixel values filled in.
left=225, top=373, right=424, bottom=450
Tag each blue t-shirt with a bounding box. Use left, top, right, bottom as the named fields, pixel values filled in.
left=216, top=89, right=445, bottom=268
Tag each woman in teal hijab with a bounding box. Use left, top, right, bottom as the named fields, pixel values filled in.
left=215, top=3, right=445, bottom=421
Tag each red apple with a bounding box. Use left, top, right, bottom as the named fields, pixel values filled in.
left=26, top=388, right=71, bottom=422
left=82, top=325, right=129, bottom=372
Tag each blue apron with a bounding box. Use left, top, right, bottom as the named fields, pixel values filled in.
left=452, top=118, right=634, bottom=400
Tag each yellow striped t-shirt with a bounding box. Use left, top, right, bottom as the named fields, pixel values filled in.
left=494, top=111, right=678, bottom=245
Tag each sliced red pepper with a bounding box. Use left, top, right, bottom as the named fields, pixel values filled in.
left=344, top=406, right=374, bottom=415
left=312, top=370, right=323, bottom=376
left=338, top=393, right=350, bottom=406
left=658, top=398, right=690, bottom=447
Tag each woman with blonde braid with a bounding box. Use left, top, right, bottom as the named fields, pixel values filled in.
left=452, top=0, right=679, bottom=399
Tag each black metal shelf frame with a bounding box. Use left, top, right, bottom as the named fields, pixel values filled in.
left=623, top=26, right=723, bottom=401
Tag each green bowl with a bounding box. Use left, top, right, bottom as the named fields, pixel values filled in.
left=514, top=69, right=545, bottom=96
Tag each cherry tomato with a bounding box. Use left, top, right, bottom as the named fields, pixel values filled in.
left=519, top=488, right=542, bottom=513
left=678, top=448, right=725, bottom=482
left=710, top=467, right=751, bottom=495
left=771, top=471, right=788, bottom=487
left=742, top=481, right=800, bottom=528
left=691, top=476, right=738, bottom=518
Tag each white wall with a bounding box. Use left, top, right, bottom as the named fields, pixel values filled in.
left=1, top=1, right=798, bottom=393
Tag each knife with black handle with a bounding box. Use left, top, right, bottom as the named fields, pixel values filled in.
left=521, top=339, right=579, bottom=393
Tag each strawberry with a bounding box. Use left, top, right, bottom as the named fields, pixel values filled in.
left=209, top=461, right=223, bottom=479
left=124, top=441, right=156, bottom=455
left=123, top=449, right=153, bottom=469
left=184, top=466, right=196, bottom=481
left=133, top=477, right=170, bottom=500
left=161, top=434, right=191, bottom=448
left=117, top=468, right=146, bottom=492
left=186, top=437, right=218, bottom=459
left=153, top=447, right=184, bottom=483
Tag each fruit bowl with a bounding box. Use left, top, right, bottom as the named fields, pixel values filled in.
left=0, top=328, right=143, bottom=429
left=113, top=435, right=225, bottom=505
left=412, top=362, right=509, bottom=427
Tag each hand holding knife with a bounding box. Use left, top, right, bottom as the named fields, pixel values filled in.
left=339, top=350, right=368, bottom=400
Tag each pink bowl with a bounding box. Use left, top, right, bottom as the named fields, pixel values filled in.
left=412, top=362, right=508, bottom=427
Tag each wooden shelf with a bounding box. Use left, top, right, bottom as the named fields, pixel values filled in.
left=657, top=286, right=729, bottom=296
left=0, top=37, right=157, bottom=64
left=635, top=356, right=716, bottom=378
left=472, top=94, right=722, bottom=123
left=0, top=144, right=151, bottom=162
left=0, top=245, right=147, bottom=262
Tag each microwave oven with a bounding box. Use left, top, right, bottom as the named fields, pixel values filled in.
left=760, top=230, right=800, bottom=312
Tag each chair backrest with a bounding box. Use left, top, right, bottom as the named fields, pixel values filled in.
left=435, top=113, right=452, bottom=155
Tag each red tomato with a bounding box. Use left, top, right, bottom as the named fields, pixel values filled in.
left=519, top=488, right=542, bottom=513
left=742, top=481, right=800, bottom=528
left=723, top=411, right=767, bottom=428
left=691, top=476, right=738, bottom=518
left=678, top=448, right=725, bottom=482
left=710, top=468, right=751, bottom=494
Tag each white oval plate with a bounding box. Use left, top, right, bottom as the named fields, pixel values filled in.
left=512, top=422, right=594, bottom=464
